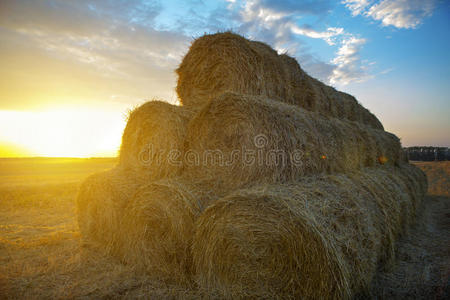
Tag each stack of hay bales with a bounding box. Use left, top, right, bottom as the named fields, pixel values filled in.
left=193, top=164, right=426, bottom=298
left=176, top=32, right=383, bottom=130
left=77, top=32, right=427, bottom=297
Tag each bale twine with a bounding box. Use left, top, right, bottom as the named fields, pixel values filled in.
left=192, top=164, right=427, bottom=298
left=183, top=92, right=402, bottom=191
left=176, top=32, right=383, bottom=129
left=119, top=100, right=194, bottom=180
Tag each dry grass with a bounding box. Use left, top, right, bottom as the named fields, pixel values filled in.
left=0, top=158, right=201, bottom=299
left=366, top=194, right=450, bottom=299
left=184, top=92, right=403, bottom=192
left=413, top=161, right=450, bottom=197
left=193, top=164, right=427, bottom=298
left=0, top=157, right=117, bottom=187
left=176, top=32, right=383, bottom=129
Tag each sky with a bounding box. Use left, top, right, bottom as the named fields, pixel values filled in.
left=0, top=0, right=449, bottom=157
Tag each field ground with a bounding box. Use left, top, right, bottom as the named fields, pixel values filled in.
left=0, top=158, right=448, bottom=298
left=413, top=161, right=450, bottom=197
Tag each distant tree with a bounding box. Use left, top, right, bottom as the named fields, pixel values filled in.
left=404, top=146, right=450, bottom=161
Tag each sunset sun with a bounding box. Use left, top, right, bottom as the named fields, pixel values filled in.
left=0, top=109, right=126, bottom=157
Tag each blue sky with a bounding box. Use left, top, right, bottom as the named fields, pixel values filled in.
left=0, top=0, right=449, bottom=156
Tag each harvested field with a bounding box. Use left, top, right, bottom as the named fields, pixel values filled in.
left=413, top=161, right=450, bottom=197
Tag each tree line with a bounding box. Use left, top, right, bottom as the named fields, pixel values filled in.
left=404, top=146, right=450, bottom=161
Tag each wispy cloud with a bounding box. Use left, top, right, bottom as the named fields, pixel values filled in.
left=290, top=25, right=344, bottom=45
left=246, top=0, right=334, bottom=15
left=342, top=0, right=437, bottom=29
left=330, top=36, right=371, bottom=85
left=367, top=0, right=436, bottom=29
left=379, top=67, right=394, bottom=74
left=341, top=0, right=373, bottom=16
left=238, top=0, right=341, bottom=47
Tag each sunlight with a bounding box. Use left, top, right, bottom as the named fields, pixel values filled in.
left=0, top=109, right=126, bottom=157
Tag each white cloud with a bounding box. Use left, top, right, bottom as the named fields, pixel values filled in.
left=367, top=0, right=436, bottom=29
left=342, top=0, right=437, bottom=29
left=241, top=0, right=344, bottom=45
left=255, top=0, right=334, bottom=15
left=291, top=25, right=344, bottom=45
left=330, top=36, right=371, bottom=85
left=341, top=0, right=373, bottom=16
left=241, top=0, right=288, bottom=24
left=379, top=67, right=394, bottom=74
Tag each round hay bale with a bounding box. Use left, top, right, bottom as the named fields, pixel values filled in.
left=193, top=188, right=350, bottom=299
left=77, top=172, right=218, bottom=284
left=176, top=32, right=383, bottom=129
left=115, top=179, right=201, bottom=283
left=76, top=168, right=146, bottom=251
left=119, top=100, right=193, bottom=180
left=176, top=32, right=287, bottom=107
left=183, top=92, right=402, bottom=191
left=192, top=164, right=427, bottom=298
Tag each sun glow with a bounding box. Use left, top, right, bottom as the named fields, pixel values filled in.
left=0, top=109, right=126, bottom=157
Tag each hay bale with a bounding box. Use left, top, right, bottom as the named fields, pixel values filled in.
left=119, top=100, right=193, bottom=179
left=183, top=92, right=402, bottom=192
left=192, top=164, right=427, bottom=298
left=78, top=173, right=208, bottom=283
left=113, top=178, right=203, bottom=284
left=176, top=32, right=383, bottom=129
left=176, top=32, right=285, bottom=107
left=76, top=168, right=146, bottom=250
